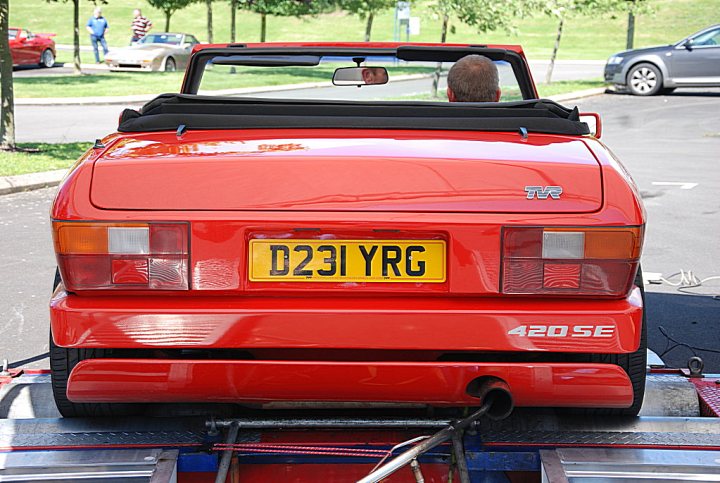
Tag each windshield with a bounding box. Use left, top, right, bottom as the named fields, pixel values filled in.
left=140, top=33, right=182, bottom=45
left=195, top=54, right=525, bottom=103
left=8, top=29, right=18, bottom=39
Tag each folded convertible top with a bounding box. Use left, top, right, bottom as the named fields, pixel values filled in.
left=118, top=93, right=590, bottom=136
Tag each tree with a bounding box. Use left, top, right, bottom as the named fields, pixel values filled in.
left=148, top=0, right=194, bottom=31
left=229, top=0, right=238, bottom=42
left=239, top=0, right=329, bottom=43
left=338, top=0, right=396, bottom=42
left=427, top=0, right=534, bottom=96
left=0, top=0, right=15, bottom=150
left=206, top=0, right=213, bottom=43
left=46, top=0, right=99, bottom=75
left=536, top=0, right=640, bottom=83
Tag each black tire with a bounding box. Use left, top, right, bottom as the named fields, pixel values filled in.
left=39, top=49, right=55, bottom=68
left=50, top=270, right=141, bottom=417
left=580, top=267, right=647, bottom=416
left=164, top=57, right=176, bottom=72
left=627, top=63, right=663, bottom=96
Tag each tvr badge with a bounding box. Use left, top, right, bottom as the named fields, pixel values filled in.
left=525, top=186, right=563, bottom=200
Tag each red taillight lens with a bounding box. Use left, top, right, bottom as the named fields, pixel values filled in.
left=502, top=226, right=643, bottom=297
left=53, top=222, right=189, bottom=291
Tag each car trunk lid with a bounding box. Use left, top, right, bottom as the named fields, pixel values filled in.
left=91, top=131, right=603, bottom=213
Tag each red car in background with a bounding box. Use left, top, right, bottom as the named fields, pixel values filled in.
left=9, top=27, right=56, bottom=68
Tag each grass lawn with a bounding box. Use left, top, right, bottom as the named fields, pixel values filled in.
left=9, top=0, right=719, bottom=61
left=0, top=143, right=90, bottom=176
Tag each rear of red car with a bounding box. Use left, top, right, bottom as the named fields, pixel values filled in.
left=49, top=44, right=646, bottom=417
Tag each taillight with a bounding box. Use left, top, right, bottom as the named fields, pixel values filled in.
left=502, top=226, right=642, bottom=297
left=53, top=222, right=189, bottom=291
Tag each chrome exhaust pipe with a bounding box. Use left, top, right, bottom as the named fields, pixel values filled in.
left=357, top=377, right=514, bottom=483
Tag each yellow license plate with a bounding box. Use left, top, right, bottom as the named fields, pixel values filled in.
left=249, top=239, right=446, bottom=283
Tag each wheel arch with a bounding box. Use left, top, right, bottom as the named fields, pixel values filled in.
left=622, top=56, right=671, bottom=87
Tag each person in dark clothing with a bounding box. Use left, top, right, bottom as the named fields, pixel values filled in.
left=86, top=7, right=109, bottom=64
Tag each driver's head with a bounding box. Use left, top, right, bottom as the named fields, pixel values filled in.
left=361, top=67, right=388, bottom=85
left=447, top=55, right=501, bottom=102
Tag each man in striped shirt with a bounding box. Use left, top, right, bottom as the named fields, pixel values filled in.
left=131, top=9, right=153, bottom=44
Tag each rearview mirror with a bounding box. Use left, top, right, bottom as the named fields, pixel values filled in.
left=683, top=39, right=693, bottom=51
left=332, top=66, right=389, bottom=86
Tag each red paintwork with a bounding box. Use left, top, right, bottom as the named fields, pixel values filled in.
left=8, top=27, right=55, bottom=66
left=179, top=466, right=457, bottom=483
left=91, top=132, right=603, bottom=213
left=51, top=288, right=643, bottom=353
left=66, top=359, right=633, bottom=407
left=50, top=43, right=646, bottom=409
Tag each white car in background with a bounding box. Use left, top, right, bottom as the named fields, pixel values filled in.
left=105, top=33, right=200, bottom=72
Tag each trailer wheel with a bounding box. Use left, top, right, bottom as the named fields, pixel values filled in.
left=579, top=267, right=647, bottom=416
left=50, top=269, right=141, bottom=417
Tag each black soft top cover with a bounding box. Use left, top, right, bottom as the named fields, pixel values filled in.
left=118, top=93, right=590, bottom=136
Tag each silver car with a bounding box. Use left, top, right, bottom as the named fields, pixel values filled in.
left=604, top=24, right=720, bottom=95
left=106, top=33, right=200, bottom=72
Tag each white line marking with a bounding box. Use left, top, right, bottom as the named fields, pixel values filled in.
left=651, top=182, right=698, bottom=190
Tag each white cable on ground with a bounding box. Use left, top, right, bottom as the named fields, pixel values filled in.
left=658, top=270, right=720, bottom=298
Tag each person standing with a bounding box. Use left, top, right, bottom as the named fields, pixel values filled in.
left=86, top=7, right=109, bottom=64
left=131, top=9, right=153, bottom=44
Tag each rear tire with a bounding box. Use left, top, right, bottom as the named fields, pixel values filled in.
left=579, top=267, right=647, bottom=416
left=50, top=270, right=141, bottom=417
left=40, top=49, right=55, bottom=68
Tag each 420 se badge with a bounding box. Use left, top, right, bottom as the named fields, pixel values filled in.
left=249, top=239, right=446, bottom=283
left=507, top=325, right=616, bottom=338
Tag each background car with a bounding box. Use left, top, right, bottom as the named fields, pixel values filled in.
left=605, top=24, right=720, bottom=95
left=105, top=32, right=199, bottom=72
left=9, top=27, right=56, bottom=68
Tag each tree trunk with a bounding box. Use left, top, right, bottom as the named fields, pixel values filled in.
left=230, top=0, right=237, bottom=43
left=545, top=15, right=564, bottom=85
left=165, top=11, right=171, bottom=32
left=431, top=14, right=448, bottom=98
left=230, top=0, right=237, bottom=74
left=364, top=12, right=374, bottom=42
left=626, top=11, right=635, bottom=50
left=260, top=13, right=266, bottom=42
left=72, top=0, right=80, bottom=74
left=0, top=0, right=16, bottom=149
left=206, top=0, right=213, bottom=44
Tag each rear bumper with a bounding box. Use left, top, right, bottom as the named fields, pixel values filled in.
left=67, top=359, right=634, bottom=407
left=51, top=288, right=643, bottom=353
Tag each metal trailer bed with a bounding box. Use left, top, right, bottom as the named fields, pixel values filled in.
left=1, top=356, right=719, bottom=483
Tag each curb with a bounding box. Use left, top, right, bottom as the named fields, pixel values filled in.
left=0, top=169, right=67, bottom=196
left=548, top=87, right=607, bottom=103
left=3, top=86, right=607, bottom=196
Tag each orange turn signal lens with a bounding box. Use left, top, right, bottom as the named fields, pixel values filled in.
left=55, top=225, right=109, bottom=254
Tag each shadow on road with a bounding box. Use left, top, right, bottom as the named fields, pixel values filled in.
left=646, top=291, right=720, bottom=373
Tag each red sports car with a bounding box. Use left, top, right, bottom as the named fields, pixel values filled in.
left=9, top=27, right=56, bottom=68
left=49, top=42, right=647, bottom=418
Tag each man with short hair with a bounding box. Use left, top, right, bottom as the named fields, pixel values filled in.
left=86, top=7, right=109, bottom=64
left=446, top=54, right=501, bottom=102
left=131, top=9, right=153, bottom=44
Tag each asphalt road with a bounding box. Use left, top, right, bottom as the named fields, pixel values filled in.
left=2, top=90, right=719, bottom=374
